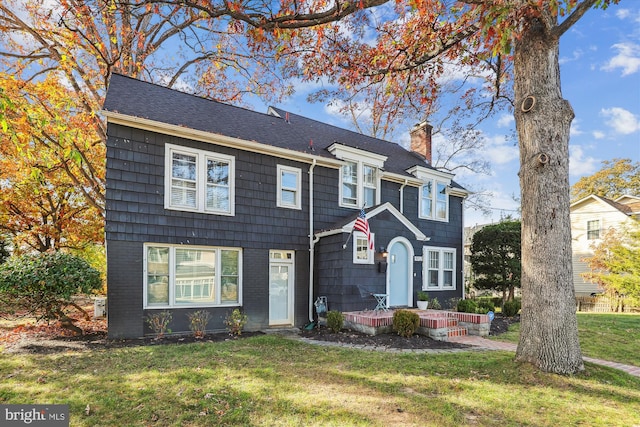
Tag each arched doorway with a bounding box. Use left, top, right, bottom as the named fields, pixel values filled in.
left=387, top=237, right=414, bottom=307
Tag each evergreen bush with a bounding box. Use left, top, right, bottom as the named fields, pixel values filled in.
left=392, top=309, right=419, bottom=337
left=503, top=299, right=521, bottom=317
left=457, top=298, right=478, bottom=313
left=326, top=310, right=344, bottom=333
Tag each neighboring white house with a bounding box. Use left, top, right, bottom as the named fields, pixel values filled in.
left=570, top=195, right=639, bottom=296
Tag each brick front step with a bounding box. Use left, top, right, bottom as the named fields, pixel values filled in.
left=447, top=327, right=468, bottom=338
left=343, top=309, right=490, bottom=341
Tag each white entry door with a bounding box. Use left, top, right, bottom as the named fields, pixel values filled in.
left=269, top=251, right=294, bottom=325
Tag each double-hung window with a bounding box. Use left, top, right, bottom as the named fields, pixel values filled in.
left=342, top=161, right=358, bottom=206
left=329, top=144, right=385, bottom=209
left=363, top=164, right=377, bottom=208
left=423, top=246, right=456, bottom=290
left=587, top=220, right=600, bottom=240
left=166, top=144, right=235, bottom=215
left=144, top=244, right=242, bottom=308
left=420, top=179, right=448, bottom=221
left=277, top=165, right=302, bottom=209
left=408, top=166, right=454, bottom=222
left=353, top=232, right=375, bottom=264
left=340, top=161, right=378, bottom=208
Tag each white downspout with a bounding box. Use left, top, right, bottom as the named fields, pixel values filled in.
left=461, top=197, right=466, bottom=300
left=399, top=179, right=408, bottom=214
left=308, top=159, right=317, bottom=322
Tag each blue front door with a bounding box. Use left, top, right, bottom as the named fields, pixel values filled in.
left=388, top=241, right=410, bottom=307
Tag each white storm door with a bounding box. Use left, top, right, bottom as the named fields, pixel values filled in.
left=269, top=251, right=294, bottom=325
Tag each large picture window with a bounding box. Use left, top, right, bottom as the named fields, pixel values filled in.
left=165, top=144, right=235, bottom=215
left=423, top=246, right=456, bottom=290
left=144, top=244, right=241, bottom=308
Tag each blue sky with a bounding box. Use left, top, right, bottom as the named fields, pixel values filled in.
left=248, top=4, right=640, bottom=227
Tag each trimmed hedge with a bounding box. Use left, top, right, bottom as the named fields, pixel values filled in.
left=392, top=309, right=419, bottom=337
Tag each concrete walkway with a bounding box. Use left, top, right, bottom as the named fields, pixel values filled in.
left=295, top=334, right=640, bottom=378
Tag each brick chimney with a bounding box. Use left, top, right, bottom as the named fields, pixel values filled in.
left=410, top=122, right=433, bottom=164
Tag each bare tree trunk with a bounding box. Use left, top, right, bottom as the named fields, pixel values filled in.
left=513, top=14, right=584, bottom=374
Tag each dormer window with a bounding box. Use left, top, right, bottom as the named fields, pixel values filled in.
left=329, top=143, right=386, bottom=209
left=407, top=165, right=454, bottom=222
left=420, top=180, right=448, bottom=220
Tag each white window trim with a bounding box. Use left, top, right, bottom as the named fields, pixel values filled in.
left=328, top=143, right=384, bottom=209
left=419, top=179, right=449, bottom=222
left=143, top=243, right=243, bottom=309
left=587, top=219, right=601, bottom=240
left=353, top=231, right=375, bottom=264
left=422, top=246, right=456, bottom=291
left=338, top=160, right=381, bottom=209
left=165, top=143, right=235, bottom=216
left=277, top=164, right=302, bottom=210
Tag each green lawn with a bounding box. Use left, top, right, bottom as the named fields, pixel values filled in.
left=491, top=312, right=640, bottom=366
left=1, top=314, right=639, bottom=426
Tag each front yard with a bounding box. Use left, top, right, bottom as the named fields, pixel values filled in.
left=0, top=313, right=639, bottom=426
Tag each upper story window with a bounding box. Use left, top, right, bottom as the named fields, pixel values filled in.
left=145, top=243, right=241, bottom=308
left=423, top=246, right=456, bottom=290
left=340, top=161, right=378, bottom=208
left=407, top=165, right=454, bottom=222
left=277, top=165, right=302, bottom=209
left=328, top=143, right=386, bottom=209
left=165, top=144, right=235, bottom=215
left=420, top=180, right=448, bottom=221
left=587, top=220, right=600, bottom=240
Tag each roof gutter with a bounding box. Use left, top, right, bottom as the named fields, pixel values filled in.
left=103, top=111, right=343, bottom=169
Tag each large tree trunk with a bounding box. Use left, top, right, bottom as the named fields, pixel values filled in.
left=513, top=13, right=584, bottom=374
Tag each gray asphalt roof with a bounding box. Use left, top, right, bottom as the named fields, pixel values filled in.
left=103, top=73, right=463, bottom=186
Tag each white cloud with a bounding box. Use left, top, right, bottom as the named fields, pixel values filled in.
left=601, top=43, right=640, bottom=76
left=600, top=107, right=640, bottom=134
left=484, top=135, right=519, bottom=165
left=569, top=145, right=599, bottom=177
left=496, top=114, right=514, bottom=128
left=323, top=99, right=372, bottom=126
left=559, top=48, right=584, bottom=65
left=616, top=9, right=630, bottom=20
left=570, top=119, right=584, bottom=136
left=464, top=187, right=521, bottom=227
left=592, top=130, right=605, bottom=140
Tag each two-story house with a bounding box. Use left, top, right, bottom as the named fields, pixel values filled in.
left=570, top=194, right=639, bottom=296
left=102, top=74, right=469, bottom=338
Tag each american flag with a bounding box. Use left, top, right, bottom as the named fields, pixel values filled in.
left=353, top=207, right=373, bottom=250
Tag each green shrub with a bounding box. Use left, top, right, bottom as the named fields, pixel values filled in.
left=417, top=291, right=429, bottom=301
left=0, top=251, right=102, bottom=334
left=457, top=298, right=478, bottom=313
left=187, top=310, right=211, bottom=338
left=326, top=310, right=344, bottom=333
left=146, top=310, right=173, bottom=338
left=224, top=308, right=248, bottom=336
left=503, top=299, right=521, bottom=317
left=445, top=297, right=461, bottom=310
left=476, top=299, right=495, bottom=314
left=429, top=297, right=442, bottom=310
left=392, top=309, right=419, bottom=338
